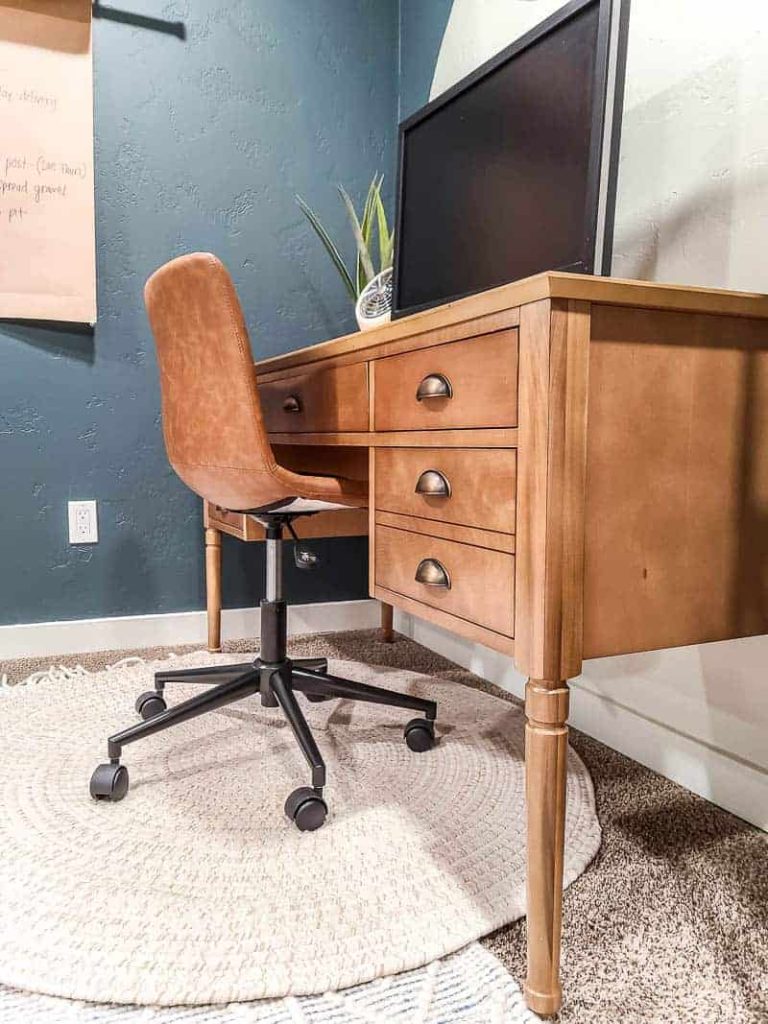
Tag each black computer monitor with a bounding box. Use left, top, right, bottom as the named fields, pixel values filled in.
left=393, top=0, right=630, bottom=318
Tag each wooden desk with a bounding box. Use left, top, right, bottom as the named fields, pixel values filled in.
left=204, top=271, right=768, bottom=1015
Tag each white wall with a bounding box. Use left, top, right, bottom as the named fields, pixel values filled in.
left=432, top=0, right=566, bottom=98
left=423, top=0, right=768, bottom=829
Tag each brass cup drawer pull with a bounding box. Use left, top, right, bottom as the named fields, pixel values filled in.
left=414, top=469, right=451, bottom=497
left=415, top=558, right=451, bottom=589
left=415, top=373, right=453, bottom=402
left=282, top=394, right=302, bottom=414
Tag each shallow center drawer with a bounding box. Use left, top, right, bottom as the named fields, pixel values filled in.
left=375, top=447, right=516, bottom=534
left=375, top=524, right=515, bottom=637
left=373, top=330, right=518, bottom=431
left=259, top=362, right=368, bottom=433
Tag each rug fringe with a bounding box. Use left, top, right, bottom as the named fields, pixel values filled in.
left=1, top=663, right=89, bottom=690
left=5, top=650, right=231, bottom=691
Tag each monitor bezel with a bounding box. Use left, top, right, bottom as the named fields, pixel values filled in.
left=392, top=0, right=625, bottom=320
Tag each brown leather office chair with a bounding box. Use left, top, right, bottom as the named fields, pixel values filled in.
left=89, top=253, right=437, bottom=830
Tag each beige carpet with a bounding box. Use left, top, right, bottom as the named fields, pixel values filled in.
left=0, top=650, right=599, bottom=1005
left=2, top=629, right=766, bottom=1023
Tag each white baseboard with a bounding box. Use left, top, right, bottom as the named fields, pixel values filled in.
left=0, top=600, right=380, bottom=661
left=394, top=611, right=768, bottom=831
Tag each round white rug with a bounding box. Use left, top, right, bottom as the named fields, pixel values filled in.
left=0, top=654, right=600, bottom=1006
left=0, top=944, right=540, bottom=1024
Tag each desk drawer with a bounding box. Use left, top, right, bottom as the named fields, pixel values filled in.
left=375, top=523, right=515, bottom=636
left=259, top=362, right=369, bottom=433
left=375, top=447, right=516, bottom=533
left=373, top=330, right=518, bottom=431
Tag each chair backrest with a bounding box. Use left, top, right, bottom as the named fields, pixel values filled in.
left=144, top=252, right=286, bottom=511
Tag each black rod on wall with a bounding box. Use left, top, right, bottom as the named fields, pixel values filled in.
left=91, top=2, right=186, bottom=39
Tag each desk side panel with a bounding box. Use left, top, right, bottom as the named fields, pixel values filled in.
left=514, top=299, right=591, bottom=681
left=583, top=305, right=768, bottom=658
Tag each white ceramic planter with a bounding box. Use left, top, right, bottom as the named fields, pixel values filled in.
left=355, top=267, right=393, bottom=331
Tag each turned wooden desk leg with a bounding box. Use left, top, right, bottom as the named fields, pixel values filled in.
left=205, top=526, right=222, bottom=652
left=524, top=678, right=570, bottom=1017
left=380, top=601, right=394, bottom=643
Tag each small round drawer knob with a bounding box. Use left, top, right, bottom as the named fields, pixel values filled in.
left=415, top=373, right=453, bottom=402
left=415, top=469, right=451, bottom=497
left=282, top=394, right=302, bottom=414
left=415, top=558, right=451, bottom=589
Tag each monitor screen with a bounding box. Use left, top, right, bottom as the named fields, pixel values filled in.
left=393, top=0, right=627, bottom=318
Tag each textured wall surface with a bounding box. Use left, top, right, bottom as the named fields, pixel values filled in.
left=1, top=0, right=397, bottom=626
left=430, top=0, right=563, bottom=101
left=397, top=0, right=454, bottom=120
left=611, top=0, right=768, bottom=290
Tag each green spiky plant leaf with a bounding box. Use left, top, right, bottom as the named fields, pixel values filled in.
left=296, top=173, right=394, bottom=304
left=295, top=193, right=356, bottom=301
left=338, top=183, right=376, bottom=290
left=356, top=175, right=384, bottom=293
left=373, top=183, right=393, bottom=269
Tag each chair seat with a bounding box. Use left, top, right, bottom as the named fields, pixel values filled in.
left=247, top=497, right=359, bottom=518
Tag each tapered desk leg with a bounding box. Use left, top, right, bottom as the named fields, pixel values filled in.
left=205, top=526, right=222, bottom=652
left=524, top=678, right=570, bottom=1017
left=380, top=601, right=394, bottom=643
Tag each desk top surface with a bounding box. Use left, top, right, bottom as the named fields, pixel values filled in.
left=255, top=270, right=768, bottom=378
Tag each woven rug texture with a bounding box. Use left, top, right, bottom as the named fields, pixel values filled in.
left=0, top=653, right=599, bottom=1006
left=0, top=942, right=538, bottom=1024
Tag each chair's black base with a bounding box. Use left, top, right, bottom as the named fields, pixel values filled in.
left=90, top=607, right=437, bottom=831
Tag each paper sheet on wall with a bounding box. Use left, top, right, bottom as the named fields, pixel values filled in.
left=0, top=0, right=96, bottom=323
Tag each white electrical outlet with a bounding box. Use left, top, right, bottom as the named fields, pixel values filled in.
left=68, top=500, right=99, bottom=544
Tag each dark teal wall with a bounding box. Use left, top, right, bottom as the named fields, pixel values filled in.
left=398, top=0, right=454, bottom=119
left=1, top=1, right=397, bottom=626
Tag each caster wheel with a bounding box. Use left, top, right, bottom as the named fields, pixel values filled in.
left=405, top=718, right=435, bottom=752
left=284, top=787, right=327, bottom=832
left=305, top=692, right=332, bottom=703
left=135, top=691, right=167, bottom=720
left=90, top=763, right=129, bottom=801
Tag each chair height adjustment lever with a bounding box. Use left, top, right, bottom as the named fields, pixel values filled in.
left=286, top=521, right=320, bottom=570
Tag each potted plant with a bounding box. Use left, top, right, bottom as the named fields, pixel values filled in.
left=296, top=174, right=394, bottom=331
